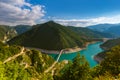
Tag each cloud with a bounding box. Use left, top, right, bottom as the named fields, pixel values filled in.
left=0, top=0, right=45, bottom=26
left=53, top=15, right=120, bottom=27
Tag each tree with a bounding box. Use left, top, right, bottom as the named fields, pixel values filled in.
left=100, top=45, right=120, bottom=75
left=57, top=53, right=91, bottom=80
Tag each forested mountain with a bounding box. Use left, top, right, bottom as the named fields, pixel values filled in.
left=0, top=25, right=17, bottom=42
left=13, top=25, right=32, bottom=34
left=8, top=21, right=88, bottom=50
left=100, top=38, right=120, bottom=50
left=87, top=23, right=120, bottom=37
left=68, top=26, right=115, bottom=38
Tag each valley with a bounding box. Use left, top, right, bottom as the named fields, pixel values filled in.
left=1, top=0, right=120, bottom=79
left=0, top=21, right=120, bottom=80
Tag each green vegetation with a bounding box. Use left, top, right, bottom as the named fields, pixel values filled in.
left=0, top=42, right=55, bottom=79
left=93, top=45, right=120, bottom=78
left=54, top=54, right=91, bottom=80
left=100, top=45, right=120, bottom=75
left=100, top=38, right=120, bottom=50
left=68, top=26, right=114, bottom=38
left=0, top=25, right=17, bottom=42
left=1, top=21, right=120, bottom=79
left=8, top=21, right=87, bottom=50
left=0, top=42, right=120, bottom=80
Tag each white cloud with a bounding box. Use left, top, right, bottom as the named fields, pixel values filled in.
left=0, top=0, right=45, bottom=26
left=53, top=15, right=120, bottom=27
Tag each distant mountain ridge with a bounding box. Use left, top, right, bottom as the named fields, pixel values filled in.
left=87, top=23, right=120, bottom=37
left=68, top=26, right=114, bottom=38
left=88, top=24, right=114, bottom=32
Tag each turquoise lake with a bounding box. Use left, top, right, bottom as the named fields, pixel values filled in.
left=48, top=42, right=103, bottom=67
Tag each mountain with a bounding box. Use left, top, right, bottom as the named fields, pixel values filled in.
left=95, top=37, right=120, bottom=63
left=8, top=21, right=88, bottom=50
left=105, top=25, right=120, bottom=36
left=94, top=43, right=120, bottom=65
left=87, top=23, right=120, bottom=37
left=0, top=25, right=17, bottom=42
left=0, top=42, right=119, bottom=80
left=88, top=24, right=114, bottom=32
left=14, top=25, right=32, bottom=34
left=0, top=42, right=57, bottom=79
left=68, top=26, right=115, bottom=38
left=100, top=38, right=120, bottom=50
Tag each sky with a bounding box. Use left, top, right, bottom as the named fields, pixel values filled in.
left=0, top=0, right=120, bottom=27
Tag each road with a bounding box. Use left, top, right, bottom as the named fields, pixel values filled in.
left=44, top=49, right=64, bottom=73
left=3, top=47, right=25, bottom=64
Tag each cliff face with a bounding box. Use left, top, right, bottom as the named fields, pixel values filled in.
left=0, top=25, right=17, bottom=43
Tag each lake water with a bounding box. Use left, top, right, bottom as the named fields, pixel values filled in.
left=48, top=42, right=103, bottom=67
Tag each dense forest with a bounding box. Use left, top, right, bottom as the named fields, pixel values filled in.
left=8, top=21, right=115, bottom=51
left=8, top=21, right=88, bottom=50
left=0, top=42, right=120, bottom=80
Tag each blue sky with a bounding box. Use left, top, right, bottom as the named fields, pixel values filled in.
left=0, top=0, right=120, bottom=26
left=28, top=0, right=120, bottom=19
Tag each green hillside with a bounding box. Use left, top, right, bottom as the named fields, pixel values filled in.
left=100, top=38, right=120, bottom=50
left=8, top=21, right=87, bottom=50
left=14, top=25, right=32, bottom=34
left=0, top=25, right=17, bottom=42
left=0, top=42, right=55, bottom=79
left=68, top=26, right=114, bottom=38
left=94, top=45, right=120, bottom=76
left=0, top=42, right=120, bottom=80
left=95, top=37, right=120, bottom=63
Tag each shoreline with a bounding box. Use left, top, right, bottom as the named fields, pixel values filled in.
left=26, top=47, right=83, bottom=54
left=94, top=55, right=104, bottom=63
left=26, top=41, right=102, bottom=54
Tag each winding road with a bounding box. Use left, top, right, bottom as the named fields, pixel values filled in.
left=3, top=47, right=25, bottom=64
left=44, top=49, right=64, bottom=73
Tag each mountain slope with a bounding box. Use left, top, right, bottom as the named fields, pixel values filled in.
left=68, top=26, right=114, bottom=38
left=100, top=38, right=120, bottom=50
left=94, top=45, right=120, bottom=76
left=8, top=21, right=87, bottom=50
left=105, top=25, right=120, bottom=36
left=87, top=24, right=113, bottom=32
left=14, top=25, right=32, bottom=34
left=0, top=42, right=56, bottom=79
left=87, top=23, right=120, bottom=37
left=0, top=25, right=17, bottom=42
left=0, top=40, right=119, bottom=80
